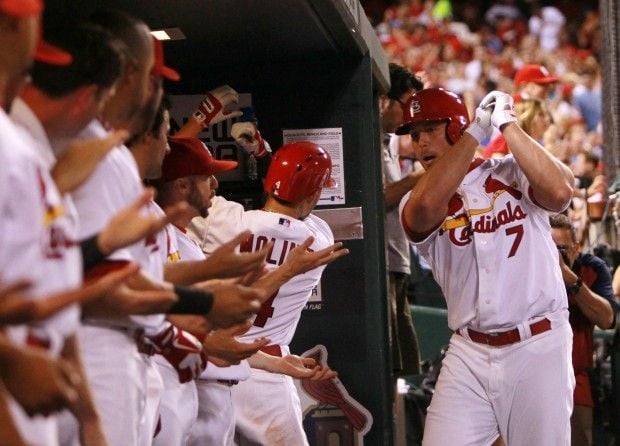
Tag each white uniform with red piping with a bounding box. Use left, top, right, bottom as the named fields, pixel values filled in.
left=189, top=195, right=333, bottom=445
left=400, top=156, right=574, bottom=445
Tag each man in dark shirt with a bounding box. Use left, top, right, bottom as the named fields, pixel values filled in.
left=550, top=213, right=619, bottom=446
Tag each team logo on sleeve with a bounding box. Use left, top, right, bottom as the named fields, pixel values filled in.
left=441, top=175, right=527, bottom=248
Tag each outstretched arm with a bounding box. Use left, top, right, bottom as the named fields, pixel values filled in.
left=250, top=236, right=348, bottom=299
left=248, top=351, right=337, bottom=380
left=482, top=91, right=574, bottom=211
left=402, top=104, right=492, bottom=238
left=164, top=231, right=271, bottom=285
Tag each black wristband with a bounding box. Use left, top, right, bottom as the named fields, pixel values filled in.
left=80, top=234, right=106, bottom=272
left=566, top=278, right=583, bottom=296
left=169, top=285, right=214, bottom=315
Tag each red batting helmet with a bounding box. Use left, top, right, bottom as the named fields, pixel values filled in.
left=395, top=88, right=470, bottom=144
left=264, top=141, right=336, bottom=204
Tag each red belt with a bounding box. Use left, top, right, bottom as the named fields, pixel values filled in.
left=260, top=345, right=283, bottom=357
left=217, top=380, right=239, bottom=386
left=459, top=318, right=552, bottom=347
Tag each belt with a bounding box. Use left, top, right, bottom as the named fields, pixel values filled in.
left=134, top=329, right=156, bottom=356
left=458, top=318, right=552, bottom=347
left=260, top=345, right=283, bottom=357
left=216, top=380, right=239, bottom=386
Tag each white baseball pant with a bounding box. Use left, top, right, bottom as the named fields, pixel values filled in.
left=423, top=320, right=574, bottom=446
left=232, top=368, right=308, bottom=446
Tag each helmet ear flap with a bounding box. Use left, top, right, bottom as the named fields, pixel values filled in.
left=446, top=121, right=464, bottom=144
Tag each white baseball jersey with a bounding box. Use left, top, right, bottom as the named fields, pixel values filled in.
left=190, top=196, right=334, bottom=347
left=67, top=120, right=167, bottom=446
left=0, top=107, right=66, bottom=446
left=10, top=99, right=82, bottom=344
left=173, top=224, right=251, bottom=381
left=400, top=156, right=569, bottom=331
left=71, top=119, right=165, bottom=331
left=401, top=156, right=575, bottom=445
left=0, top=109, right=50, bottom=295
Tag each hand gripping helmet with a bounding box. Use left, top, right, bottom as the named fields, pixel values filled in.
left=264, top=141, right=336, bottom=204
left=395, top=88, right=470, bottom=144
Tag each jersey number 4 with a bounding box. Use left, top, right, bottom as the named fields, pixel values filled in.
left=253, top=289, right=278, bottom=327
left=505, top=224, right=524, bottom=258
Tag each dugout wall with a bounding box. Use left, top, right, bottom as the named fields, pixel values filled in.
left=45, top=1, right=395, bottom=444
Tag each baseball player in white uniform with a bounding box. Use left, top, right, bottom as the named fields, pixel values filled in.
left=189, top=141, right=338, bottom=445
left=0, top=7, right=95, bottom=445
left=398, top=88, right=575, bottom=445
left=67, top=12, right=183, bottom=445
left=157, top=137, right=342, bottom=445
left=153, top=135, right=248, bottom=446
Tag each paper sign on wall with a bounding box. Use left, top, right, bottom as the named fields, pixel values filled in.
left=283, top=128, right=346, bottom=205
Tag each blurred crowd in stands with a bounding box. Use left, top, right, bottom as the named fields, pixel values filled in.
left=370, top=0, right=610, bottom=252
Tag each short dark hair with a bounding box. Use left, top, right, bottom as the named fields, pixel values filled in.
left=549, top=213, right=576, bottom=242
left=127, top=95, right=170, bottom=147
left=149, top=95, right=171, bottom=137
left=88, top=10, right=150, bottom=67
left=31, top=23, right=123, bottom=98
left=387, top=63, right=424, bottom=100
left=581, top=150, right=600, bottom=169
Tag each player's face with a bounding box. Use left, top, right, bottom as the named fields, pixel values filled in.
left=298, top=188, right=322, bottom=220
left=523, top=82, right=553, bottom=101
left=187, top=175, right=213, bottom=218
left=3, top=16, right=38, bottom=109
left=551, top=227, right=578, bottom=267
left=116, top=30, right=157, bottom=134
left=410, top=121, right=450, bottom=170
left=145, top=109, right=170, bottom=179
left=64, top=85, right=118, bottom=137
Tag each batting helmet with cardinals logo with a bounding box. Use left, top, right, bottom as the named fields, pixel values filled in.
left=395, top=88, right=470, bottom=144
left=264, top=141, right=336, bottom=204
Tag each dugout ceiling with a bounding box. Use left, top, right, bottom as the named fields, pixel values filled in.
left=43, top=0, right=389, bottom=93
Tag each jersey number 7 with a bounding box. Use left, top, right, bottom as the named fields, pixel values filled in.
left=505, top=224, right=524, bottom=258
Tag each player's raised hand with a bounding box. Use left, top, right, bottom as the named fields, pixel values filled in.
left=231, top=122, right=271, bottom=158
left=81, top=282, right=178, bottom=318
left=283, top=237, right=349, bottom=276
left=200, top=231, right=272, bottom=279
left=465, top=102, right=493, bottom=144
left=0, top=340, right=80, bottom=416
left=52, top=129, right=129, bottom=194
left=97, top=188, right=191, bottom=256
left=247, top=351, right=338, bottom=380
left=201, top=280, right=264, bottom=328
left=0, top=264, right=140, bottom=325
left=480, top=91, right=517, bottom=130
left=0, top=387, right=27, bottom=445
left=194, top=85, right=243, bottom=127
left=203, top=321, right=269, bottom=365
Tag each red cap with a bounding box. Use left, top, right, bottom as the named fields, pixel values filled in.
left=159, top=136, right=238, bottom=183
left=0, top=0, right=42, bottom=16
left=0, top=0, right=72, bottom=66
left=151, top=38, right=180, bottom=82
left=514, top=64, right=558, bottom=87
left=34, top=39, right=72, bottom=65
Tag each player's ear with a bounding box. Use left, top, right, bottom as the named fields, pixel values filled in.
left=174, top=177, right=190, bottom=192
